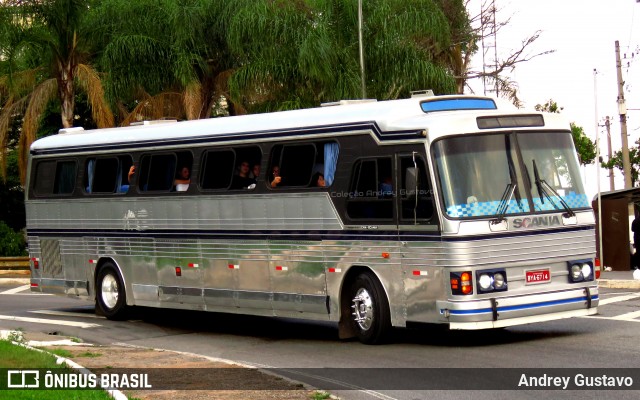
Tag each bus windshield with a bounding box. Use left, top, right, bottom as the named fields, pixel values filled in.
left=433, top=131, right=590, bottom=219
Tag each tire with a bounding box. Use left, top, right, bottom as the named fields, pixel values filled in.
left=96, top=263, right=128, bottom=320
left=348, top=272, right=392, bottom=344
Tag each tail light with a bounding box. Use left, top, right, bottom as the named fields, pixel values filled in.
left=450, top=271, right=473, bottom=295
left=594, top=258, right=601, bottom=279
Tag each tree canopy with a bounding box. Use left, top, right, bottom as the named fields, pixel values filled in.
left=602, top=140, right=640, bottom=187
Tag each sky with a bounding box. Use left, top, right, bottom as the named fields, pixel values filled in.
left=466, top=0, right=640, bottom=199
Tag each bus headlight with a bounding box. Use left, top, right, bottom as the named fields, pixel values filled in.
left=476, top=269, right=508, bottom=294
left=478, top=274, right=493, bottom=291
left=570, top=265, right=582, bottom=280
left=493, top=272, right=506, bottom=289
left=568, top=260, right=594, bottom=282
left=581, top=263, right=592, bottom=280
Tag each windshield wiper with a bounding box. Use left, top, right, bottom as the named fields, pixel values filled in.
left=532, top=159, right=575, bottom=217
left=491, top=183, right=516, bottom=224
left=492, top=135, right=523, bottom=224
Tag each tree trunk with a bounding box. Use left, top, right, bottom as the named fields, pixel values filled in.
left=57, top=59, right=75, bottom=129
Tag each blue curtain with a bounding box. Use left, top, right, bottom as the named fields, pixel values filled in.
left=324, top=143, right=339, bottom=186
left=86, top=159, right=95, bottom=193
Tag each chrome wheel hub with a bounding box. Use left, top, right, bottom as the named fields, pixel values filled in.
left=351, top=288, right=374, bottom=331
left=101, top=274, right=119, bottom=309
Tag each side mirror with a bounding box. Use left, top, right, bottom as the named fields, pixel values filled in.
left=405, top=167, right=418, bottom=196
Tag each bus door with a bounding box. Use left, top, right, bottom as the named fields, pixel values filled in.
left=396, top=152, right=442, bottom=321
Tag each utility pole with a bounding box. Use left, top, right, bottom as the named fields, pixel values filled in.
left=358, top=0, right=366, bottom=99
left=605, top=116, right=614, bottom=191
left=615, top=40, right=632, bottom=189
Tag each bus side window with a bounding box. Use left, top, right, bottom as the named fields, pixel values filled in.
left=139, top=154, right=176, bottom=192
left=346, top=157, right=393, bottom=220
left=33, top=160, right=57, bottom=196
left=268, top=141, right=338, bottom=188
left=85, top=156, right=133, bottom=194
left=201, top=150, right=235, bottom=190
left=53, top=161, right=77, bottom=195
left=33, top=160, right=76, bottom=196
left=138, top=152, right=192, bottom=192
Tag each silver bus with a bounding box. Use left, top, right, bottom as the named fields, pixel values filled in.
left=26, top=92, right=598, bottom=344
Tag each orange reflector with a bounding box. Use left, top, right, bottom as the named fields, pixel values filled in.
left=175, top=267, right=182, bottom=276
left=461, top=272, right=473, bottom=295
left=382, top=252, right=390, bottom=259
left=450, top=278, right=460, bottom=290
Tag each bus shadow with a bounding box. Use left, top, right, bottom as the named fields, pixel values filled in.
left=125, top=306, right=588, bottom=346
left=393, top=322, right=592, bottom=347
left=129, top=306, right=340, bottom=342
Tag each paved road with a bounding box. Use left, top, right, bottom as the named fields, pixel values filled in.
left=1, top=284, right=640, bottom=399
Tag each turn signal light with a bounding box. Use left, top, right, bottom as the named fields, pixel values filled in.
left=461, top=272, right=473, bottom=295
left=450, top=271, right=473, bottom=295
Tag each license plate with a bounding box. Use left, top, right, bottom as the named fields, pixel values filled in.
left=525, top=269, right=551, bottom=284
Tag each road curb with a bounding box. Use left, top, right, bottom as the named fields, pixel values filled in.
left=597, top=279, right=640, bottom=289
left=0, top=278, right=30, bottom=285
left=113, top=342, right=322, bottom=392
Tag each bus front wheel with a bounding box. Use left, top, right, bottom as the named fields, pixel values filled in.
left=96, top=263, right=128, bottom=320
left=348, top=272, right=391, bottom=344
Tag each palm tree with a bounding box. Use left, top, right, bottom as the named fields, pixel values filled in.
left=0, top=0, right=114, bottom=183
left=92, top=0, right=463, bottom=120
left=224, top=0, right=459, bottom=112
left=89, top=0, right=241, bottom=123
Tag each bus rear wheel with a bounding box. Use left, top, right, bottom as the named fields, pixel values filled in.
left=348, top=272, right=391, bottom=344
left=96, top=263, right=128, bottom=320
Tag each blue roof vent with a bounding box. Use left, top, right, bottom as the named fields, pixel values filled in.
left=421, top=98, right=497, bottom=113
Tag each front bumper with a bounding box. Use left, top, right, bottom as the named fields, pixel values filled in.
left=437, top=286, right=598, bottom=330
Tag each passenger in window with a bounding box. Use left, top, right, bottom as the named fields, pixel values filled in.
left=311, top=172, right=326, bottom=187
left=231, top=161, right=256, bottom=189
left=379, top=176, right=393, bottom=197
left=250, top=164, right=261, bottom=180
left=128, top=165, right=136, bottom=183
left=270, top=166, right=282, bottom=188
left=174, top=166, right=191, bottom=192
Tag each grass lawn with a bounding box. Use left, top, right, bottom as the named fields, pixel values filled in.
left=0, top=339, right=117, bottom=400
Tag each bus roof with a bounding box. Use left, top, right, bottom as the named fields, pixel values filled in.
left=30, top=94, right=571, bottom=154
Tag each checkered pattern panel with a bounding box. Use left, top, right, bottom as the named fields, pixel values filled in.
left=532, top=193, right=589, bottom=212
left=446, top=199, right=530, bottom=218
